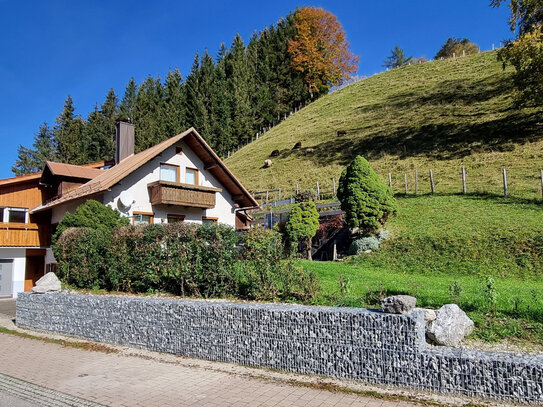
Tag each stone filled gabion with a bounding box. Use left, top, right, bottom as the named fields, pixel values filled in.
left=16, top=293, right=543, bottom=404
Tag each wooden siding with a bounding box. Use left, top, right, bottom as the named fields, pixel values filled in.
left=0, top=222, right=50, bottom=247
left=0, top=179, right=49, bottom=210
left=148, top=181, right=219, bottom=209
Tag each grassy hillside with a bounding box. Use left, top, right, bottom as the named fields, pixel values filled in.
left=226, top=51, right=543, bottom=199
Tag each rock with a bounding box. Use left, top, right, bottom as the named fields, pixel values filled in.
left=426, top=304, right=474, bottom=347
left=381, top=295, right=417, bottom=314
left=415, top=308, right=436, bottom=325
left=32, top=272, right=61, bottom=293
left=264, top=159, right=272, bottom=168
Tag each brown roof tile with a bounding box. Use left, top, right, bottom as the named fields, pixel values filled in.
left=45, top=162, right=104, bottom=179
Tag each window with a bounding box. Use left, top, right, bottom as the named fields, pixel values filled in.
left=133, top=212, right=154, bottom=225
left=167, top=214, right=185, bottom=223
left=4, top=208, right=27, bottom=223
left=186, top=168, right=198, bottom=185
left=202, top=216, right=218, bottom=225
left=160, top=163, right=179, bottom=183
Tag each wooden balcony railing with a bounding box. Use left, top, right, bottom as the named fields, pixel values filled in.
left=148, top=181, right=221, bottom=209
left=0, top=222, right=50, bottom=247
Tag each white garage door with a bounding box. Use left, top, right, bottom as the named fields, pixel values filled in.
left=0, top=260, right=13, bottom=297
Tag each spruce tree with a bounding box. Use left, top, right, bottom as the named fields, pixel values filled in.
left=133, top=75, right=166, bottom=151
left=13, top=122, right=57, bottom=175
left=211, top=45, right=233, bottom=155
left=119, top=78, right=137, bottom=122
left=184, top=52, right=209, bottom=138
left=54, top=95, right=86, bottom=164
left=163, top=69, right=187, bottom=137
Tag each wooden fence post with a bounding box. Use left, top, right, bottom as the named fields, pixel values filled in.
left=266, top=191, right=269, bottom=206
left=316, top=181, right=320, bottom=200
left=388, top=173, right=392, bottom=188
left=502, top=168, right=508, bottom=197
left=461, top=166, right=467, bottom=194
left=332, top=178, right=336, bottom=197
left=415, top=170, right=418, bottom=195
left=404, top=173, right=408, bottom=194
left=296, top=183, right=299, bottom=195
left=429, top=169, right=435, bottom=194
left=278, top=188, right=282, bottom=201
left=540, top=170, right=543, bottom=201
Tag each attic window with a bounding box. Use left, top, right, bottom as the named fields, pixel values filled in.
left=160, top=163, right=179, bottom=183
left=185, top=168, right=198, bottom=185
left=4, top=208, right=27, bottom=224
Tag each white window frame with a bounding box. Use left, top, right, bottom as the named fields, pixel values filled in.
left=3, top=207, right=28, bottom=224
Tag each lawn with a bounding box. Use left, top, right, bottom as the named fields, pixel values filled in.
left=300, top=193, right=543, bottom=345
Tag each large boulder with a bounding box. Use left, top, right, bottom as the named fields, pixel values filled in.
left=32, top=272, right=61, bottom=293
left=426, top=304, right=474, bottom=347
left=381, top=295, right=417, bottom=314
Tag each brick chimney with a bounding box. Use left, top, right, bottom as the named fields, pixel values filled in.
left=115, top=121, right=135, bottom=164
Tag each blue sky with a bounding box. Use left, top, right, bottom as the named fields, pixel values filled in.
left=0, top=1, right=511, bottom=178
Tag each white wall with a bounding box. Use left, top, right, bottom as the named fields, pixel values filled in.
left=0, top=248, right=26, bottom=298
left=103, top=140, right=236, bottom=227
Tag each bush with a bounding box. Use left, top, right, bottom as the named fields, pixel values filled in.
left=284, top=201, right=320, bottom=260
left=55, top=227, right=112, bottom=289
left=435, top=38, right=479, bottom=59
left=337, top=156, right=397, bottom=232
left=53, top=222, right=319, bottom=301
left=348, top=236, right=380, bottom=255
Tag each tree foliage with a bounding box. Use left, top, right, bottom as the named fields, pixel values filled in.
left=14, top=7, right=356, bottom=174
left=493, top=0, right=543, bottom=105
left=284, top=201, right=320, bottom=260
left=12, top=123, right=56, bottom=175
left=52, top=199, right=129, bottom=246
left=434, top=38, right=479, bottom=59
left=337, top=156, right=397, bottom=232
left=288, top=7, right=359, bottom=95
left=383, top=45, right=412, bottom=69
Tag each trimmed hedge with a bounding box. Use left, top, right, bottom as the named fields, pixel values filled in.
left=54, top=223, right=318, bottom=301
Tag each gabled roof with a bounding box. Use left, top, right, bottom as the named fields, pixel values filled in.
left=44, top=161, right=104, bottom=180
left=31, top=128, right=258, bottom=213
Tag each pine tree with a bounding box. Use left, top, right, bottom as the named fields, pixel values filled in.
left=383, top=45, right=412, bottom=69
left=119, top=78, right=137, bottom=122
left=12, top=123, right=56, bottom=175
left=54, top=95, right=86, bottom=163
left=163, top=69, right=187, bottom=137
left=133, top=76, right=166, bottom=151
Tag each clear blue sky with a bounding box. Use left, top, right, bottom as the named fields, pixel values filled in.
left=0, top=0, right=511, bottom=178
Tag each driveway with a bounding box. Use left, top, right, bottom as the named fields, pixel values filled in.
left=0, top=299, right=15, bottom=319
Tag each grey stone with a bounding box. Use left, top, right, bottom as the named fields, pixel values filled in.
left=32, top=272, right=61, bottom=293
left=415, top=308, right=436, bottom=325
left=381, top=295, right=417, bottom=314
left=426, top=304, right=474, bottom=347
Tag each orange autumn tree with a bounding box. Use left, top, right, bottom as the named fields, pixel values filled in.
left=288, top=7, right=359, bottom=96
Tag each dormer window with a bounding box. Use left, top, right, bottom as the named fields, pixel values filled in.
left=160, top=163, right=179, bottom=183
left=2, top=207, right=27, bottom=224
left=186, top=168, right=198, bottom=185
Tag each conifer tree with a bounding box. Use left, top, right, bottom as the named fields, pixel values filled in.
left=12, top=123, right=56, bottom=175
left=119, top=78, right=137, bottom=122
left=163, top=69, right=187, bottom=137
left=133, top=76, right=166, bottom=151
left=211, top=45, right=233, bottom=155
left=55, top=95, right=85, bottom=163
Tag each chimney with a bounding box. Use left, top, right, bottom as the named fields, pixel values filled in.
left=115, top=121, right=135, bottom=164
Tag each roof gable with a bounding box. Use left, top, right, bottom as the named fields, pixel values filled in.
left=31, top=128, right=257, bottom=213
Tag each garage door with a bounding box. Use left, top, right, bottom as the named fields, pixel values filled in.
left=0, top=260, right=13, bottom=297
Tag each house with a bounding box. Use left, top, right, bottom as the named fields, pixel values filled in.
left=0, top=123, right=258, bottom=298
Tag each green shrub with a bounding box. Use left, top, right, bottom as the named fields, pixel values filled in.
left=348, top=236, right=380, bottom=255
left=52, top=200, right=129, bottom=247
left=55, top=227, right=112, bottom=289
left=337, top=156, right=396, bottom=232
left=53, top=222, right=319, bottom=302
left=284, top=201, right=320, bottom=260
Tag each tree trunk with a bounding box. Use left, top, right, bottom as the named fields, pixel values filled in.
left=306, top=238, right=312, bottom=261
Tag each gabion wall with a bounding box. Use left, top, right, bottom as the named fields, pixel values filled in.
left=16, top=293, right=543, bottom=403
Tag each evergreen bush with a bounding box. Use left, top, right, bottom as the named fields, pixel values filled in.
left=284, top=201, right=320, bottom=260
left=348, top=236, right=380, bottom=255
left=337, top=156, right=397, bottom=233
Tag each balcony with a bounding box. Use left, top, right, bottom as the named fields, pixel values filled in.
left=148, top=180, right=221, bottom=209
left=0, top=222, right=50, bottom=247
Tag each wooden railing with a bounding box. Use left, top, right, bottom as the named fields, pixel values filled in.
left=0, top=222, right=50, bottom=247
left=148, top=181, right=221, bottom=209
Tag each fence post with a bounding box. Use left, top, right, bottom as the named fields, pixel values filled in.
left=296, top=183, right=299, bottom=195
left=278, top=188, right=282, bottom=201
left=540, top=170, right=543, bottom=201
left=404, top=173, right=408, bottom=194
left=332, top=178, right=336, bottom=197
left=316, top=181, right=320, bottom=200
left=429, top=169, right=435, bottom=194
left=388, top=173, right=392, bottom=188
left=266, top=191, right=269, bottom=206
left=415, top=170, right=418, bottom=195
left=502, top=168, right=508, bottom=197
left=461, top=166, right=467, bottom=194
